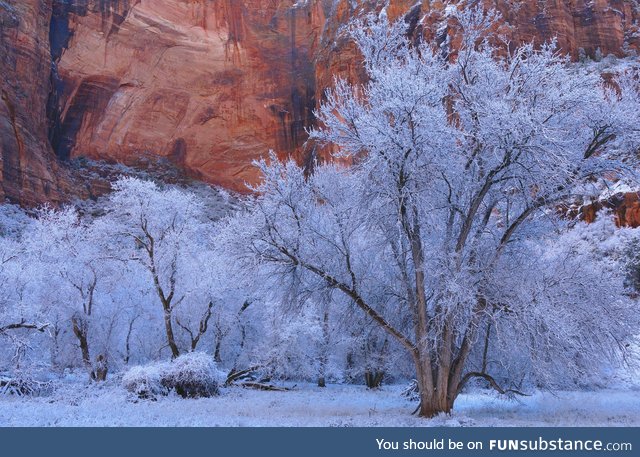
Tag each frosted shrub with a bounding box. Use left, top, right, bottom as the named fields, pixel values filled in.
left=161, top=352, right=225, bottom=398
left=122, top=353, right=224, bottom=400
left=121, top=362, right=169, bottom=400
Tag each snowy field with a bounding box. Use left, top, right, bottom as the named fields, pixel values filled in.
left=1, top=383, right=639, bottom=427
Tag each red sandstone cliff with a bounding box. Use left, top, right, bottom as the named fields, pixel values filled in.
left=1, top=0, right=639, bottom=203
left=51, top=0, right=325, bottom=192
left=0, top=0, right=74, bottom=205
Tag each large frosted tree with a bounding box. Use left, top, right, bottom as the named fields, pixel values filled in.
left=224, top=8, right=640, bottom=417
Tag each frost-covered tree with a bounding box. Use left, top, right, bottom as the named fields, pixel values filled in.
left=224, top=8, right=640, bottom=416
left=0, top=181, right=250, bottom=379
left=0, top=233, right=49, bottom=369
left=105, top=178, right=222, bottom=359
left=24, top=207, right=122, bottom=380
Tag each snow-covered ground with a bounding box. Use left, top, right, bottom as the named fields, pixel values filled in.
left=1, top=383, right=639, bottom=427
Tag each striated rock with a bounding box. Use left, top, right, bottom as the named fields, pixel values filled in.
left=317, top=0, right=640, bottom=95
left=51, top=0, right=324, bottom=192
left=52, top=0, right=640, bottom=192
left=1, top=0, right=639, bottom=203
left=0, top=0, right=74, bottom=205
left=500, top=0, right=640, bottom=59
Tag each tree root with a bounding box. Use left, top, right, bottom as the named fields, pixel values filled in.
left=412, top=402, right=421, bottom=415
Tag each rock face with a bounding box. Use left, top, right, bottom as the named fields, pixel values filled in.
left=317, top=0, right=640, bottom=101
left=582, top=193, right=640, bottom=228
left=1, top=0, right=639, bottom=202
left=50, top=0, right=324, bottom=191
left=0, top=0, right=72, bottom=205
left=485, top=0, right=640, bottom=59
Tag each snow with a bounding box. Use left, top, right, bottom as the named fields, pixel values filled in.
left=598, top=180, right=639, bottom=200
left=122, top=352, right=226, bottom=399
left=1, top=383, right=639, bottom=427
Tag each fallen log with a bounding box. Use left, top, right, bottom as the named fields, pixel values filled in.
left=238, top=382, right=293, bottom=392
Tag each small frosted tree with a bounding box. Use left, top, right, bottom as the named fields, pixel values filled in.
left=24, top=207, right=120, bottom=380
left=0, top=233, right=49, bottom=369
left=224, top=8, right=640, bottom=417
left=105, top=178, right=220, bottom=359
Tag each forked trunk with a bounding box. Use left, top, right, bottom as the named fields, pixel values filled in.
left=415, top=363, right=455, bottom=417
left=72, top=317, right=109, bottom=382
left=364, top=370, right=384, bottom=389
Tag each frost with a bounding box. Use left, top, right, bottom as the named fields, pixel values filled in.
left=122, top=362, right=170, bottom=400
left=122, top=352, right=224, bottom=400
left=162, top=352, right=226, bottom=398
left=224, top=7, right=640, bottom=416
left=0, top=4, right=639, bottom=423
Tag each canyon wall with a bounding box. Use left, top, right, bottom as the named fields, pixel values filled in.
left=0, top=0, right=73, bottom=205
left=49, top=0, right=327, bottom=191
left=1, top=0, right=639, bottom=202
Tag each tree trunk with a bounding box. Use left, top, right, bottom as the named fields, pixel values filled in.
left=214, top=337, right=222, bottom=363
left=145, top=231, right=180, bottom=359
left=417, top=391, right=454, bottom=417
left=71, top=317, right=109, bottom=382
left=415, top=357, right=454, bottom=417
left=94, top=354, right=108, bottom=381
left=72, top=316, right=93, bottom=379
left=50, top=323, right=61, bottom=372
left=124, top=316, right=138, bottom=365
left=163, top=309, right=180, bottom=359
left=345, top=351, right=355, bottom=383
left=364, top=370, right=384, bottom=389
left=317, top=309, right=330, bottom=388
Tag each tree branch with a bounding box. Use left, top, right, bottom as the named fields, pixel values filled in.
left=0, top=320, right=49, bottom=335
left=275, top=244, right=418, bottom=356
left=457, top=371, right=529, bottom=397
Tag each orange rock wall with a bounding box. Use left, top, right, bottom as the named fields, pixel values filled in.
left=53, top=0, right=325, bottom=191
left=582, top=193, right=640, bottom=228
left=2, top=0, right=639, bottom=202
left=0, top=0, right=72, bottom=205
left=53, top=0, right=640, bottom=192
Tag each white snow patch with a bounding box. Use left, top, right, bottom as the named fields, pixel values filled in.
left=1, top=383, right=639, bottom=427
